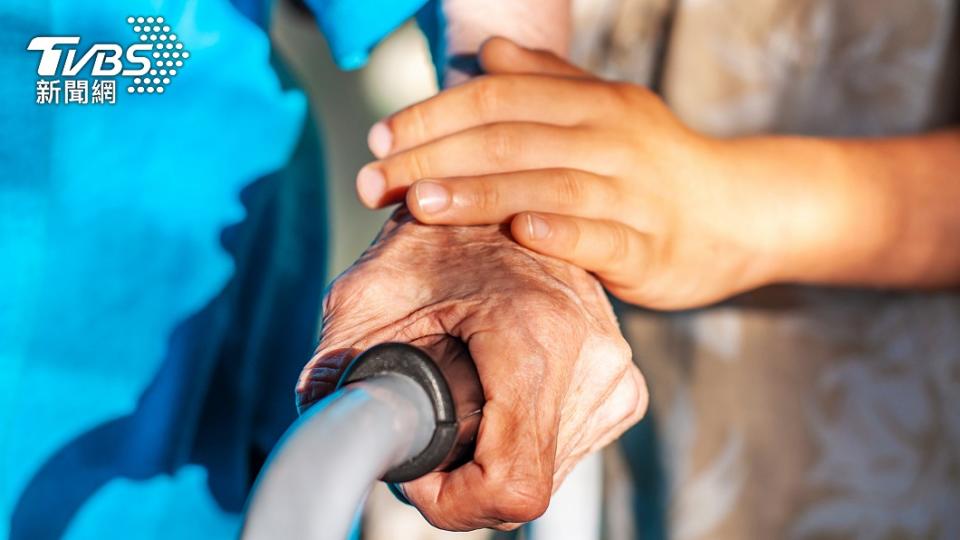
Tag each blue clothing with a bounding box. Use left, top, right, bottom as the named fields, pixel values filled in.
left=305, top=0, right=433, bottom=69
left=0, top=0, right=431, bottom=538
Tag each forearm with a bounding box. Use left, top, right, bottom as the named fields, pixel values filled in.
left=728, top=128, right=960, bottom=288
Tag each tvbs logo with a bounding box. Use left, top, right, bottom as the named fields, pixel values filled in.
left=28, top=37, right=151, bottom=78
left=27, top=16, right=189, bottom=105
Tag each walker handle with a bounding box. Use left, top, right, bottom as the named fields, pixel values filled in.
left=335, top=342, right=484, bottom=482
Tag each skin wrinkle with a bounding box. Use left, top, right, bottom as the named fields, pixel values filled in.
left=298, top=207, right=645, bottom=527
left=462, top=239, right=620, bottom=459
left=391, top=211, right=612, bottom=330
left=555, top=339, right=630, bottom=458
left=397, top=219, right=593, bottom=318
left=301, top=29, right=649, bottom=535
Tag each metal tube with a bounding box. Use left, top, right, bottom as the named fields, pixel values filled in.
left=241, top=374, right=435, bottom=540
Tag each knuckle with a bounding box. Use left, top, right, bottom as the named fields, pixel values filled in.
left=489, top=480, right=551, bottom=523
left=553, top=170, right=584, bottom=209
left=295, top=349, right=348, bottom=413
left=609, top=334, right=633, bottom=363
left=603, top=223, right=633, bottom=268
left=566, top=218, right=583, bottom=251
left=479, top=36, right=512, bottom=64
left=610, top=81, right=647, bottom=106
left=607, top=82, right=633, bottom=107
left=403, top=149, right=432, bottom=181
left=635, top=391, right=650, bottom=423
left=473, top=180, right=501, bottom=211
left=471, top=76, right=504, bottom=117
left=483, top=124, right=519, bottom=164
left=414, top=504, right=455, bottom=531
left=618, top=365, right=648, bottom=425
left=403, top=104, right=430, bottom=142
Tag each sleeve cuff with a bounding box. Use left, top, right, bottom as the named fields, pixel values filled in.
left=302, top=0, right=430, bottom=69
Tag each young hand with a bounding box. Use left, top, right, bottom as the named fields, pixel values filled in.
left=355, top=38, right=846, bottom=309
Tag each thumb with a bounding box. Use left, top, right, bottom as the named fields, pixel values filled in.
left=478, top=36, right=593, bottom=78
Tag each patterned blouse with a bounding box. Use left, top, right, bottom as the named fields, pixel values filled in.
left=568, top=0, right=960, bottom=538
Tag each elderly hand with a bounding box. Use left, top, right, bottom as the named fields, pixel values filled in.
left=356, top=38, right=857, bottom=309
left=296, top=210, right=646, bottom=531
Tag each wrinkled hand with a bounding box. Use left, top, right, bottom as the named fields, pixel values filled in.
left=296, top=210, right=646, bottom=531
left=357, top=38, right=832, bottom=309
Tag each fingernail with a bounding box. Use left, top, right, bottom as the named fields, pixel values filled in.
left=526, top=213, right=550, bottom=240
left=414, top=181, right=450, bottom=214
left=356, top=166, right=385, bottom=207
left=367, top=121, right=393, bottom=158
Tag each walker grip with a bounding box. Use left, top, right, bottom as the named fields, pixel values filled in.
left=335, top=343, right=484, bottom=482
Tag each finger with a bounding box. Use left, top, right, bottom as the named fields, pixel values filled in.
left=479, top=36, right=593, bottom=79
left=368, top=74, right=609, bottom=158
left=400, top=328, right=566, bottom=531
left=510, top=212, right=649, bottom=287
left=294, top=347, right=360, bottom=414
left=401, top=416, right=552, bottom=531
left=358, top=123, right=608, bottom=208
left=405, top=169, right=618, bottom=225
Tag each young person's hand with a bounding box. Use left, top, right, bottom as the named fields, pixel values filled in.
left=358, top=37, right=960, bottom=307
left=355, top=38, right=846, bottom=309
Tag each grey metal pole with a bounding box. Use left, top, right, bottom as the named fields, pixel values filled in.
left=241, top=374, right=435, bottom=540
left=242, top=343, right=484, bottom=539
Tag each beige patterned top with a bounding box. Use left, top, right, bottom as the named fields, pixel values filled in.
left=569, top=0, right=960, bottom=538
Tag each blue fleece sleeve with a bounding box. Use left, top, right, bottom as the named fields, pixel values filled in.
left=304, top=0, right=431, bottom=69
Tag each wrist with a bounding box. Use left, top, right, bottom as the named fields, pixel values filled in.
left=715, top=135, right=903, bottom=287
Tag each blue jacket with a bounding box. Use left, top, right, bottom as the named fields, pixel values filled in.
left=0, top=0, right=435, bottom=538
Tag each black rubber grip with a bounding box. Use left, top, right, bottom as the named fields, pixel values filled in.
left=336, top=343, right=477, bottom=483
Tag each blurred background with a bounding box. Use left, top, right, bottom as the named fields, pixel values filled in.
left=6, top=1, right=957, bottom=539
left=271, top=0, right=436, bottom=281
